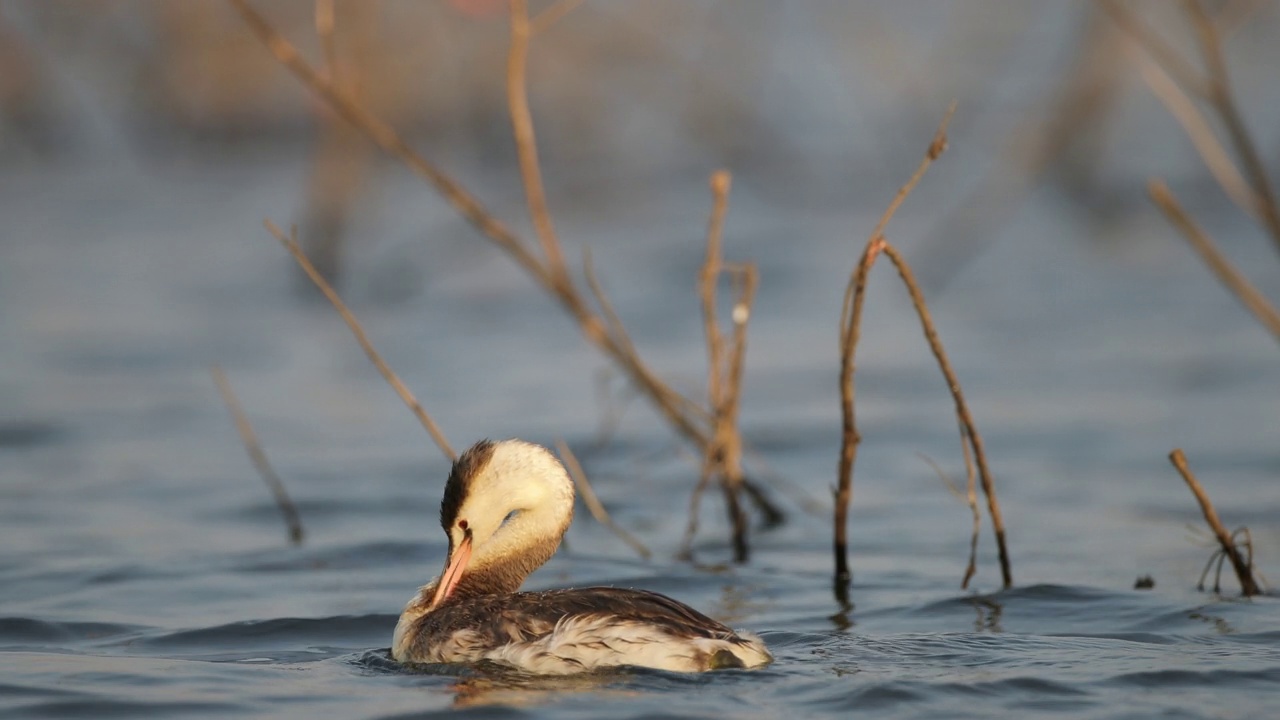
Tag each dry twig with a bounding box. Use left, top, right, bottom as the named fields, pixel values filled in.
left=882, top=242, right=1010, bottom=589
left=917, top=7, right=1126, bottom=293
left=918, top=448, right=979, bottom=587
left=555, top=440, right=650, bottom=560
left=229, top=0, right=699, bottom=441
left=1105, top=0, right=1280, bottom=255
left=507, top=0, right=567, bottom=285
left=264, top=220, right=457, bottom=461
left=211, top=365, right=304, bottom=544
left=1148, top=181, right=1280, bottom=342
left=1134, top=54, right=1257, bottom=219
left=1098, top=0, right=1208, bottom=96
left=229, top=0, right=782, bottom=557
left=835, top=104, right=1011, bottom=596
left=1168, top=448, right=1261, bottom=596
left=837, top=103, right=969, bottom=597
left=682, top=171, right=760, bottom=562
left=957, top=424, right=980, bottom=589
left=1183, top=0, right=1280, bottom=252
left=921, top=438, right=982, bottom=588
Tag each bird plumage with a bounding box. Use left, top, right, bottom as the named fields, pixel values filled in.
left=392, top=439, right=772, bottom=674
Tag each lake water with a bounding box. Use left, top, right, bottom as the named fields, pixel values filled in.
left=4, top=2, right=1280, bottom=714
left=2, top=148, right=1278, bottom=718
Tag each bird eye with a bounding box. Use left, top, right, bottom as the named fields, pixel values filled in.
left=458, top=519, right=469, bottom=531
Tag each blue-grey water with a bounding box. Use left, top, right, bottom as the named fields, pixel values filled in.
left=4, top=2, right=1280, bottom=717
left=3, top=150, right=1278, bottom=719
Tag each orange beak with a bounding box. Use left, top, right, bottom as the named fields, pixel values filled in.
left=428, top=531, right=472, bottom=610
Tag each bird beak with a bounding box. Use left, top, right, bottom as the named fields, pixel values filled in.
left=428, top=531, right=472, bottom=610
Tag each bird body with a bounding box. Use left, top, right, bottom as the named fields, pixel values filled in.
left=392, top=439, right=772, bottom=674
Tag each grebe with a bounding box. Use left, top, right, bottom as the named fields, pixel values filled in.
left=392, top=439, right=772, bottom=674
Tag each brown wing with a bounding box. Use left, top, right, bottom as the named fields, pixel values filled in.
left=409, top=586, right=738, bottom=658
left=523, top=587, right=739, bottom=639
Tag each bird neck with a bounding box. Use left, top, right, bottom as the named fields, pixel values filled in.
left=453, top=500, right=571, bottom=599
left=451, top=534, right=560, bottom=599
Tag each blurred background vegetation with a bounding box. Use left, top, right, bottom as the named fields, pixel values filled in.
left=5, top=1, right=1279, bottom=281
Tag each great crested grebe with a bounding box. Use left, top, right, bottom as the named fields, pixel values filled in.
left=392, top=439, right=772, bottom=674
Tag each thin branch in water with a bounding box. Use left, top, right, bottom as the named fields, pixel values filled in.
left=834, top=236, right=880, bottom=599
left=211, top=366, right=304, bottom=544
left=723, top=263, right=757, bottom=419
left=582, top=248, right=641, bottom=375
left=690, top=170, right=762, bottom=562
left=1224, top=527, right=1263, bottom=592
left=1106, top=0, right=1280, bottom=255
left=868, top=102, right=957, bottom=246
left=1134, top=52, right=1258, bottom=219
left=882, top=242, right=1011, bottom=589
left=701, top=170, right=733, bottom=412
left=835, top=103, right=957, bottom=600
left=230, top=0, right=711, bottom=449
left=697, top=170, right=745, bottom=561
left=1097, top=0, right=1209, bottom=96
left=1232, top=527, right=1259, bottom=583
left=918, top=452, right=965, bottom=501
left=957, top=421, right=980, bottom=589
left=508, top=0, right=567, bottom=284
left=1211, top=550, right=1229, bottom=593
left=1183, top=0, right=1280, bottom=252
left=1148, top=181, right=1280, bottom=343
left=555, top=440, right=650, bottom=560
left=679, top=463, right=717, bottom=561
left=232, top=0, right=789, bottom=561
left=581, top=247, right=710, bottom=429
left=742, top=443, right=827, bottom=519
left=1168, top=448, right=1261, bottom=596
left=719, top=262, right=759, bottom=558
left=264, top=220, right=457, bottom=461
left=719, top=473, right=750, bottom=564
left=590, top=367, right=636, bottom=448
left=917, top=440, right=980, bottom=590
left=1198, top=548, right=1225, bottom=592
left=227, top=0, right=550, bottom=286
left=740, top=477, right=784, bottom=528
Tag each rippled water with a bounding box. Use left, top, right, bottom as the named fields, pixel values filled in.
left=3, top=143, right=1279, bottom=719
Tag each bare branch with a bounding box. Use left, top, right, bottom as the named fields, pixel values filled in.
left=211, top=366, right=304, bottom=544
left=679, top=463, right=716, bottom=561
left=556, top=440, right=650, bottom=560
left=1134, top=53, right=1258, bottom=219
left=226, top=0, right=550, bottom=287
left=1169, top=448, right=1261, bottom=595
left=580, top=249, right=637, bottom=383
left=264, top=220, right=457, bottom=461
left=1148, top=180, right=1280, bottom=343
left=835, top=103, right=957, bottom=596
left=1099, top=0, right=1210, bottom=96
left=508, top=0, right=568, bottom=283
left=1183, top=0, right=1280, bottom=254
left=958, top=422, right=979, bottom=590
left=882, top=242, right=1011, bottom=588
left=701, top=170, right=732, bottom=415
left=229, top=0, right=710, bottom=452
